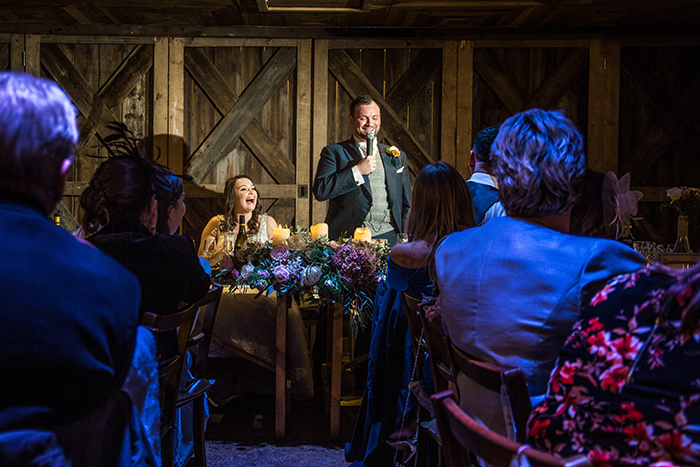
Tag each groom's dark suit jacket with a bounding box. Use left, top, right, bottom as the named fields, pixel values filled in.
left=312, top=138, right=411, bottom=240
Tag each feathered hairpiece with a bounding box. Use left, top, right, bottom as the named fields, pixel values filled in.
left=602, top=172, right=643, bottom=240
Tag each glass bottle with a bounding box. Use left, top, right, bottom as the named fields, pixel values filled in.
left=235, top=214, right=248, bottom=250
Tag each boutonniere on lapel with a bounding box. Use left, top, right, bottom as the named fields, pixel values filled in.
left=386, top=146, right=401, bottom=158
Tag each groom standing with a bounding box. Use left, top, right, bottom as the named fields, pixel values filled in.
left=313, top=94, right=411, bottom=245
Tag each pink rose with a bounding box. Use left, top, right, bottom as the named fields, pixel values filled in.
left=271, top=245, right=290, bottom=262
left=273, top=265, right=290, bottom=283
left=219, top=254, right=234, bottom=271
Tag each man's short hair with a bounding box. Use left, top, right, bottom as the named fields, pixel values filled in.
left=471, top=124, right=500, bottom=167
left=0, top=72, right=78, bottom=196
left=491, top=109, right=586, bottom=218
left=350, top=94, right=376, bottom=117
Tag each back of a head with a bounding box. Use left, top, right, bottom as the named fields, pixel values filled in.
left=80, top=155, right=156, bottom=235
left=0, top=72, right=78, bottom=212
left=472, top=124, right=500, bottom=167
left=491, top=109, right=586, bottom=218
left=407, top=161, right=475, bottom=242
left=154, top=167, right=185, bottom=235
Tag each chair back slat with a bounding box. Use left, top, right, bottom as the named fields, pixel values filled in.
left=448, top=340, right=532, bottom=443
left=418, top=312, right=455, bottom=393
left=432, top=390, right=592, bottom=467
left=141, top=300, right=199, bottom=464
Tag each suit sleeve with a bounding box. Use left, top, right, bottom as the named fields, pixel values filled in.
left=579, top=240, right=646, bottom=307
left=313, top=145, right=362, bottom=202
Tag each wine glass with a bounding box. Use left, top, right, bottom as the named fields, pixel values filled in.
left=203, top=238, right=217, bottom=259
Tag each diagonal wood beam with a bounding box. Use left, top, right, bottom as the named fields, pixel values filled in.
left=184, top=48, right=295, bottom=185
left=523, top=47, right=588, bottom=110
left=328, top=49, right=433, bottom=172
left=187, top=47, right=297, bottom=184
left=473, top=48, right=527, bottom=115
left=75, top=45, right=154, bottom=158
left=622, top=49, right=700, bottom=166
left=385, top=49, right=442, bottom=115
left=42, top=43, right=120, bottom=155
left=620, top=69, right=700, bottom=177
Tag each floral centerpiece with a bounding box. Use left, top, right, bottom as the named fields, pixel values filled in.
left=663, top=186, right=700, bottom=253
left=213, top=229, right=390, bottom=331
left=664, top=186, right=700, bottom=216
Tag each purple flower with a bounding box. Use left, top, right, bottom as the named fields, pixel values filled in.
left=273, top=265, right=290, bottom=283
left=259, top=270, right=270, bottom=279
left=271, top=245, right=290, bottom=262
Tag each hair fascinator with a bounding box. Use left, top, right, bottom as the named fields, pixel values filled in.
left=602, top=172, right=643, bottom=240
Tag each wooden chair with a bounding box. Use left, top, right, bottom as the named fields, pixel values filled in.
left=431, top=390, right=592, bottom=467
left=142, top=283, right=223, bottom=467
left=418, top=310, right=455, bottom=394
left=141, top=303, right=199, bottom=467
left=400, top=292, right=436, bottom=467
left=176, top=283, right=223, bottom=467
left=448, top=341, right=532, bottom=443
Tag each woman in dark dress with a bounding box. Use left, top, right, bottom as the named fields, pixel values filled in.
left=346, top=161, right=476, bottom=467
left=79, top=126, right=211, bottom=353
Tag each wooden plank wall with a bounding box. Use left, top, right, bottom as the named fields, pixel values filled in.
left=5, top=32, right=699, bottom=249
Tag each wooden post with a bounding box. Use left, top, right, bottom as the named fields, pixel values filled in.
left=588, top=39, right=621, bottom=174
left=296, top=39, right=312, bottom=228
left=441, top=41, right=458, bottom=168
left=312, top=39, right=329, bottom=226
left=153, top=37, right=169, bottom=162
left=455, top=40, right=474, bottom=178
left=275, top=293, right=289, bottom=439
left=168, top=38, right=185, bottom=174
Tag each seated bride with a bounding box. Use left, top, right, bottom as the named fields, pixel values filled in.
left=199, top=175, right=314, bottom=404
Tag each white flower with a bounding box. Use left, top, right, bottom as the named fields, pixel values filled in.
left=667, top=187, right=682, bottom=201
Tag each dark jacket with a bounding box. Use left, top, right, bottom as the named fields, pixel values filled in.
left=313, top=138, right=411, bottom=240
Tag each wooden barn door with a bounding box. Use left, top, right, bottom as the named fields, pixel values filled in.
left=180, top=38, right=311, bottom=245
left=312, top=39, right=448, bottom=224
left=469, top=40, right=591, bottom=159
left=37, top=36, right=155, bottom=231
left=618, top=42, right=700, bottom=246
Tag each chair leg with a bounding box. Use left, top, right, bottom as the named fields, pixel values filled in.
left=192, top=395, right=207, bottom=467
left=162, top=426, right=175, bottom=467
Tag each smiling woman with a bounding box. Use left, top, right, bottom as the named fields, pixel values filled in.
left=198, top=175, right=278, bottom=258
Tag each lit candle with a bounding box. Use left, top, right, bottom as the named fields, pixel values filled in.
left=310, top=223, right=329, bottom=241
left=353, top=227, right=372, bottom=242
left=272, top=227, right=291, bottom=245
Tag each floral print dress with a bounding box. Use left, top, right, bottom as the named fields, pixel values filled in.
left=526, top=268, right=700, bottom=466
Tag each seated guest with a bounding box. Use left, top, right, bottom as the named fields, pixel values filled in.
left=198, top=175, right=314, bottom=404
left=0, top=72, right=153, bottom=465
left=467, top=124, right=506, bottom=224
left=435, top=109, right=646, bottom=438
left=199, top=175, right=278, bottom=257
left=346, top=161, right=476, bottom=467
left=527, top=263, right=700, bottom=466
left=80, top=125, right=211, bottom=357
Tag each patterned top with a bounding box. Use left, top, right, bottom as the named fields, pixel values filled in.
left=526, top=268, right=700, bottom=466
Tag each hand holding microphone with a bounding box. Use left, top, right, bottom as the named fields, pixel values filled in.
left=357, top=130, right=376, bottom=175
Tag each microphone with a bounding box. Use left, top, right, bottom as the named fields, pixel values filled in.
left=366, top=130, right=375, bottom=158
